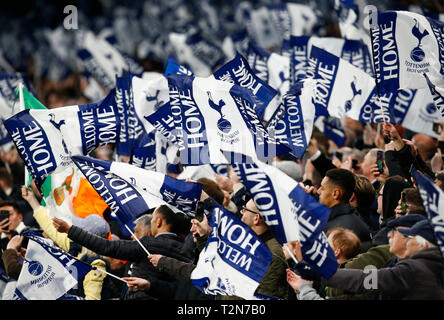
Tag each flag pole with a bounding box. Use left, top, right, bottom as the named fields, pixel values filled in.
left=124, top=224, right=151, bottom=256
left=284, top=243, right=299, bottom=264
left=94, top=266, right=128, bottom=284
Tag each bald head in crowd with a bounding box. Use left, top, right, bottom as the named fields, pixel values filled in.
left=412, top=134, right=436, bottom=161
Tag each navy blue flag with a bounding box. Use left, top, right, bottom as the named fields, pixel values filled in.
left=164, top=54, right=194, bottom=77
left=213, top=52, right=278, bottom=120
left=314, top=116, right=346, bottom=148
left=411, top=167, right=444, bottom=260
left=115, top=74, right=145, bottom=157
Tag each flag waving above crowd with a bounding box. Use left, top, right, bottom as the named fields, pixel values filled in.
left=2, top=0, right=444, bottom=304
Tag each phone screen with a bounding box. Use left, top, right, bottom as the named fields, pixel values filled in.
left=401, top=193, right=407, bottom=215
left=377, top=151, right=384, bottom=173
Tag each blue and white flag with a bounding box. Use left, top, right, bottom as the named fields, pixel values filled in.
left=115, top=74, right=145, bottom=157
left=166, top=74, right=290, bottom=165
left=72, top=155, right=202, bottom=217
left=370, top=11, right=444, bottom=97
left=191, top=206, right=272, bottom=299
left=13, top=232, right=93, bottom=300
left=392, top=88, right=442, bottom=137
left=212, top=52, right=278, bottom=120
left=266, top=80, right=317, bottom=158
left=245, top=6, right=282, bottom=51
left=307, top=46, right=394, bottom=123
left=76, top=30, right=134, bottom=90
left=72, top=156, right=165, bottom=227
left=411, top=167, right=444, bottom=260
left=289, top=36, right=373, bottom=85
left=130, top=132, right=157, bottom=171
left=314, top=116, right=347, bottom=148
left=168, top=32, right=226, bottom=77
left=245, top=43, right=290, bottom=121
left=4, top=91, right=119, bottom=187
left=334, top=0, right=372, bottom=50
left=164, top=54, right=194, bottom=77
left=132, top=72, right=170, bottom=134
left=228, top=152, right=337, bottom=278
left=424, top=73, right=444, bottom=119
left=222, top=29, right=250, bottom=59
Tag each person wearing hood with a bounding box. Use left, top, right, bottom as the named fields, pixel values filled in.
left=372, top=177, right=412, bottom=246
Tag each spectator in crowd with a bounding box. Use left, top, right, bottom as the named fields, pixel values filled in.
left=52, top=204, right=195, bottom=300
left=393, top=188, right=427, bottom=218
left=317, top=168, right=371, bottom=246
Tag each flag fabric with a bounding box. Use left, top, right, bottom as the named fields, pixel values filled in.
left=222, top=29, right=250, bottom=59
left=165, top=74, right=290, bottom=165
left=191, top=206, right=272, bottom=299
left=72, top=155, right=202, bottom=217
left=71, top=156, right=166, bottom=227
left=4, top=91, right=119, bottom=187
left=212, top=52, right=278, bottom=120
left=411, top=167, right=444, bottom=260
left=13, top=232, right=93, bottom=300
left=228, top=152, right=337, bottom=278
left=132, top=72, right=170, bottom=134
left=41, top=165, right=109, bottom=222
left=314, top=116, right=347, bottom=148
left=307, top=46, right=395, bottom=123
left=392, top=88, right=442, bottom=138
left=266, top=80, right=317, bottom=158
left=115, top=74, right=145, bottom=157
left=164, top=54, right=194, bottom=77
left=75, top=30, right=136, bottom=90
left=289, top=35, right=373, bottom=85
left=168, top=32, right=226, bottom=77
left=370, top=11, right=444, bottom=97
left=130, top=131, right=157, bottom=171
left=424, top=73, right=444, bottom=119
left=0, top=73, right=35, bottom=149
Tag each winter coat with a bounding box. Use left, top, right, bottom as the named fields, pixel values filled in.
left=326, top=247, right=444, bottom=299
left=67, top=225, right=194, bottom=300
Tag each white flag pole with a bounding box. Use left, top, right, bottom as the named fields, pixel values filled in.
left=124, top=224, right=151, bottom=256
left=284, top=243, right=299, bottom=264
left=94, top=267, right=128, bottom=284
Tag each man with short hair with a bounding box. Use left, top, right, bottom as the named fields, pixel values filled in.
left=318, top=168, right=371, bottom=245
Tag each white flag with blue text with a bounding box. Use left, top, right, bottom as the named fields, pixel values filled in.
left=72, top=155, right=202, bottom=217
left=371, top=11, right=444, bottom=97
left=13, top=232, right=93, bottom=300
left=165, top=74, right=290, bottom=165
left=266, top=80, right=317, bottom=158
left=4, top=91, right=119, bottom=187
left=227, top=152, right=337, bottom=278
left=191, top=206, right=272, bottom=299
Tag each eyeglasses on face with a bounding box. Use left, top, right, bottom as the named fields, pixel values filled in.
left=241, top=206, right=260, bottom=215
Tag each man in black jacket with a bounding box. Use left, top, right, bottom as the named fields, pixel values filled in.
left=53, top=204, right=195, bottom=300
left=318, top=168, right=372, bottom=249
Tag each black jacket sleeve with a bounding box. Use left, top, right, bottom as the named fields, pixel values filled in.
left=68, top=225, right=148, bottom=262
left=311, top=153, right=336, bottom=178
left=147, top=277, right=179, bottom=299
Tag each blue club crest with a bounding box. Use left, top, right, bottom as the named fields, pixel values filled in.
left=411, top=18, right=430, bottom=62
left=27, top=260, right=44, bottom=276
left=207, top=91, right=232, bottom=133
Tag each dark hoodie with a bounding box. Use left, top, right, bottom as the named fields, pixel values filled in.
left=372, top=178, right=412, bottom=246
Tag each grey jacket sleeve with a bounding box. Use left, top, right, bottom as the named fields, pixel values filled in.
left=296, top=284, right=325, bottom=300
left=326, top=261, right=414, bottom=296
